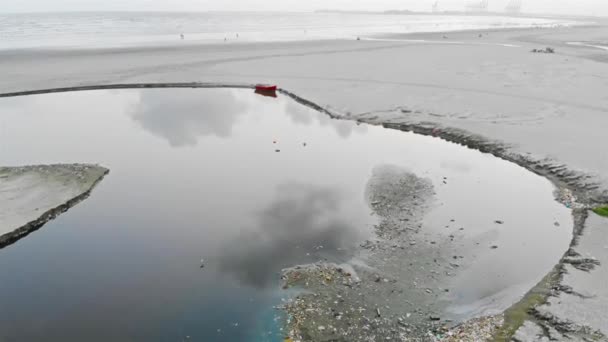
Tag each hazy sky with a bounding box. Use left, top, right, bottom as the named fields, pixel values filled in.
left=2, top=0, right=607, bottom=17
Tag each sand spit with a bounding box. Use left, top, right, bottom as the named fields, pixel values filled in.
left=0, top=164, right=108, bottom=249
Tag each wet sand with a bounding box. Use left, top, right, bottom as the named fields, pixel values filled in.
left=0, top=164, right=108, bottom=248
left=1, top=23, right=607, bottom=198
left=1, top=20, right=608, bottom=341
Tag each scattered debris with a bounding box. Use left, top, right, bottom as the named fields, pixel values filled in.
left=555, top=188, right=579, bottom=209
left=438, top=315, right=504, bottom=341
left=494, top=220, right=504, bottom=225
left=491, top=245, right=499, bottom=249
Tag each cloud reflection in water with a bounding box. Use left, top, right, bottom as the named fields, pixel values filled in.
left=218, top=182, right=362, bottom=289
left=131, top=89, right=247, bottom=147
left=130, top=89, right=367, bottom=148
left=285, top=101, right=367, bottom=139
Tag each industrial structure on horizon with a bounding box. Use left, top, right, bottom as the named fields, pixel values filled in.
left=505, top=0, right=523, bottom=14
left=431, top=0, right=523, bottom=14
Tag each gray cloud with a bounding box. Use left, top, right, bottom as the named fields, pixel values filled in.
left=131, top=89, right=246, bottom=147
left=217, top=183, right=362, bottom=288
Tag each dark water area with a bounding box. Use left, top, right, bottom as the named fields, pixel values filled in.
left=0, top=89, right=571, bottom=341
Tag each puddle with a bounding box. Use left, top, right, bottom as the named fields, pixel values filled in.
left=0, top=88, right=571, bottom=341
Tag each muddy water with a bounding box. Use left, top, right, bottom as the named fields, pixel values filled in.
left=0, top=89, right=570, bottom=341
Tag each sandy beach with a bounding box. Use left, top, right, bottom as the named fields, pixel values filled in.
left=1, top=17, right=607, bottom=341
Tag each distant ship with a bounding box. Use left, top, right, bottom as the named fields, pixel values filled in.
left=465, top=0, right=489, bottom=13
left=505, top=0, right=523, bottom=14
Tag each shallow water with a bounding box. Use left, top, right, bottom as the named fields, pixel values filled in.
left=0, top=88, right=571, bottom=341
left=0, top=12, right=576, bottom=50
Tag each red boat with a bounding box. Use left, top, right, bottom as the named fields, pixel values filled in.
left=254, top=84, right=278, bottom=98
left=255, top=84, right=277, bottom=91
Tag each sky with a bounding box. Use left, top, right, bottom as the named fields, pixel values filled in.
left=1, top=0, right=607, bottom=17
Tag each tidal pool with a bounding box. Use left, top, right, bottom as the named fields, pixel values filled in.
left=0, top=88, right=571, bottom=341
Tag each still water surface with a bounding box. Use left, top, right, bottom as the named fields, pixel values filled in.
left=0, top=89, right=570, bottom=341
